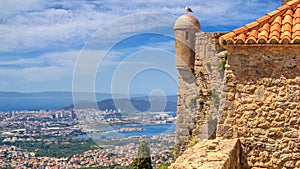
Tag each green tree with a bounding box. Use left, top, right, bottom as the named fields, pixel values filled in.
left=156, top=164, right=170, bottom=169
left=131, top=140, right=153, bottom=169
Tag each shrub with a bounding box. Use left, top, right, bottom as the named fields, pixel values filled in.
left=156, top=163, right=171, bottom=169
left=131, top=141, right=152, bottom=169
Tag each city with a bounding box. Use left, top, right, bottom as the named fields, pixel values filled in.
left=0, top=110, right=176, bottom=168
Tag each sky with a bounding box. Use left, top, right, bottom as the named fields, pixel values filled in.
left=0, top=0, right=281, bottom=95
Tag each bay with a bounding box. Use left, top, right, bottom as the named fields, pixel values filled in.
left=75, top=123, right=176, bottom=139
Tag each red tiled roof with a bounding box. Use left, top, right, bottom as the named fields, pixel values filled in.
left=220, top=0, right=300, bottom=46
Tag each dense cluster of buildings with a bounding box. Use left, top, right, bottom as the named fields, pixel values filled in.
left=75, top=109, right=176, bottom=130
left=0, top=110, right=175, bottom=168
left=0, top=110, right=79, bottom=141
left=0, top=110, right=175, bottom=142
left=0, top=135, right=174, bottom=168
left=68, top=135, right=174, bottom=168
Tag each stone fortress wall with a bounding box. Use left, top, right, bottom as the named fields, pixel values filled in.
left=175, top=32, right=227, bottom=155
left=217, top=46, right=300, bottom=168
left=171, top=1, right=300, bottom=168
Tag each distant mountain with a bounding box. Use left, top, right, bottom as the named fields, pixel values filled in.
left=0, top=91, right=114, bottom=98
left=63, top=96, right=177, bottom=112
left=131, top=95, right=177, bottom=103
left=0, top=91, right=177, bottom=112
left=0, top=91, right=112, bottom=111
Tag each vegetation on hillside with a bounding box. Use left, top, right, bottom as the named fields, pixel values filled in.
left=131, top=140, right=153, bottom=169
left=82, top=165, right=131, bottom=169
left=156, top=163, right=171, bottom=169
left=3, top=138, right=98, bottom=158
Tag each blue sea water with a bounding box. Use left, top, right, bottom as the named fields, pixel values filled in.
left=0, top=97, right=72, bottom=111
left=76, top=123, right=176, bottom=139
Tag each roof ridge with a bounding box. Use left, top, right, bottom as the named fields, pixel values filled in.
left=220, top=0, right=300, bottom=46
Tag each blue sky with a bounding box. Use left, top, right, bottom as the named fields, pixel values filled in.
left=0, top=0, right=280, bottom=95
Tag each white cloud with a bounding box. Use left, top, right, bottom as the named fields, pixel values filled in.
left=0, top=7, right=118, bottom=52
left=0, top=0, right=45, bottom=19
left=0, top=0, right=280, bottom=53
left=0, top=0, right=281, bottom=92
left=0, top=49, right=122, bottom=82
left=0, top=50, right=79, bottom=82
left=1, top=51, right=76, bottom=67
left=3, top=66, right=66, bottom=82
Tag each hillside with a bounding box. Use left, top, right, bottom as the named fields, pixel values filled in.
left=0, top=91, right=177, bottom=112
left=63, top=96, right=177, bottom=112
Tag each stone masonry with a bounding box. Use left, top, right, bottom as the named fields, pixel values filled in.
left=169, top=139, right=244, bottom=169
left=171, top=44, right=300, bottom=169
left=173, top=35, right=300, bottom=169
left=217, top=46, right=300, bottom=168
left=173, top=2, right=300, bottom=167
left=175, top=32, right=226, bottom=155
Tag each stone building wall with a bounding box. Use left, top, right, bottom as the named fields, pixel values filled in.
left=217, top=46, right=300, bottom=168
left=175, top=27, right=300, bottom=168
left=170, top=138, right=244, bottom=169
left=193, top=32, right=226, bottom=139
left=175, top=32, right=226, bottom=155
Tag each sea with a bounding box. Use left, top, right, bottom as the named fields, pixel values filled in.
left=75, top=123, right=176, bottom=139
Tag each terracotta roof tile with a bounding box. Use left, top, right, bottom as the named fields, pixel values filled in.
left=258, top=37, right=267, bottom=44
left=249, top=29, right=259, bottom=38
left=262, top=23, right=271, bottom=31
left=292, top=36, right=300, bottom=43
left=295, top=17, right=300, bottom=24
left=293, top=23, right=300, bottom=32
left=232, top=26, right=248, bottom=34
left=293, top=30, right=300, bottom=37
left=267, top=10, right=280, bottom=17
left=282, top=23, right=292, bottom=33
left=236, top=33, right=246, bottom=44
left=295, top=6, right=300, bottom=16
left=288, top=0, right=298, bottom=5
left=283, top=11, right=293, bottom=24
left=281, top=30, right=292, bottom=39
left=270, top=23, right=281, bottom=37
left=277, top=4, right=290, bottom=12
left=256, top=15, right=271, bottom=23
left=246, top=37, right=257, bottom=44
left=268, top=36, right=280, bottom=44
left=280, top=37, right=291, bottom=44
left=226, top=37, right=235, bottom=45
left=245, top=21, right=259, bottom=29
left=220, top=0, right=300, bottom=46
left=273, top=16, right=282, bottom=25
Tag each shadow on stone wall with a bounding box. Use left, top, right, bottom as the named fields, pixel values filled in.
left=218, top=45, right=300, bottom=168
left=227, top=46, right=300, bottom=81
left=170, top=138, right=250, bottom=169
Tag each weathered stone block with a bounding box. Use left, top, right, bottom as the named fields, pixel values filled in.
left=237, top=119, right=248, bottom=127
left=284, top=160, right=295, bottom=168
left=257, top=120, right=270, bottom=129
left=268, top=128, right=283, bottom=139
left=292, top=153, right=300, bottom=160
left=295, top=160, right=300, bottom=168
left=248, top=121, right=258, bottom=128
left=253, top=128, right=266, bottom=137
left=217, top=125, right=233, bottom=138
left=274, top=114, right=285, bottom=122
left=225, top=118, right=235, bottom=125
left=280, top=154, right=292, bottom=162
left=289, top=117, right=299, bottom=125
left=283, top=131, right=298, bottom=138
left=265, top=144, right=278, bottom=151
